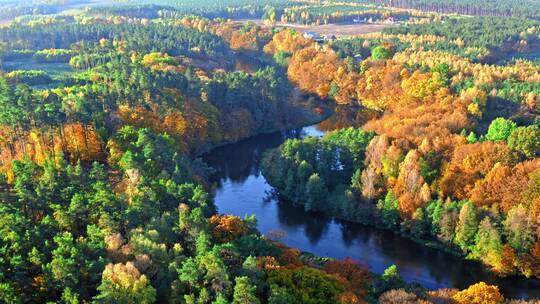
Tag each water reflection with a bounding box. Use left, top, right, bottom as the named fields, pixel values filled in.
left=202, top=123, right=540, bottom=299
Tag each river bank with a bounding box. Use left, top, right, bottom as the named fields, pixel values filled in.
left=202, top=121, right=540, bottom=300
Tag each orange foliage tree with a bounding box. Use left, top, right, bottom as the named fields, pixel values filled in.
left=209, top=215, right=250, bottom=243
left=324, top=258, right=370, bottom=301
left=263, top=29, right=314, bottom=56
left=439, top=142, right=518, bottom=200
left=287, top=45, right=343, bottom=99
left=469, top=160, right=540, bottom=212
left=0, top=123, right=103, bottom=180
left=452, top=282, right=504, bottom=304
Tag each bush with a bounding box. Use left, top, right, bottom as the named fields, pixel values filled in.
left=486, top=117, right=516, bottom=142
left=371, top=45, right=393, bottom=60
left=34, top=49, right=74, bottom=63
left=507, top=126, right=540, bottom=158
left=5, top=70, right=52, bottom=86
left=379, top=289, right=418, bottom=304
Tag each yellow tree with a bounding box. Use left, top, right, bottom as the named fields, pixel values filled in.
left=453, top=282, right=504, bottom=304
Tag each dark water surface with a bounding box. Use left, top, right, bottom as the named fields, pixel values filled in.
left=203, top=125, right=540, bottom=300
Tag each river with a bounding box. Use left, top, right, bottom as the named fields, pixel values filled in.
left=202, top=123, right=540, bottom=300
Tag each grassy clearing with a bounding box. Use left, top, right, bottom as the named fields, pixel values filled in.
left=2, top=58, right=73, bottom=78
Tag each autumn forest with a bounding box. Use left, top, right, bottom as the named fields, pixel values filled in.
left=0, top=0, right=540, bottom=303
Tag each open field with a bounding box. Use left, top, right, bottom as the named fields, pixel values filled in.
left=278, top=22, right=391, bottom=37
left=240, top=19, right=391, bottom=36
left=2, top=59, right=73, bottom=78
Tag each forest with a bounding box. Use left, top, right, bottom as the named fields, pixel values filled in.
left=261, top=0, right=540, bottom=292
left=0, top=12, right=333, bottom=304
left=0, top=0, right=540, bottom=303
left=385, top=17, right=540, bottom=62
left=338, top=0, right=540, bottom=19
left=278, top=4, right=417, bottom=25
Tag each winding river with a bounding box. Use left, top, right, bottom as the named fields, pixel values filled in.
left=203, top=123, right=540, bottom=300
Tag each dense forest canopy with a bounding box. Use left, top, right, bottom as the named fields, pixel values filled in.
left=0, top=0, right=539, bottom=303
left=126, top=0, right=290, bottom=7
left=337, top=0, right=540, bottom=19
left=384, top=16, right=540, bottom=62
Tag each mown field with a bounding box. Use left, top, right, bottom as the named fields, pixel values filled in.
left=242, top=18, right=391, bottom=36
left=2, top=58, right=72, bottom=78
